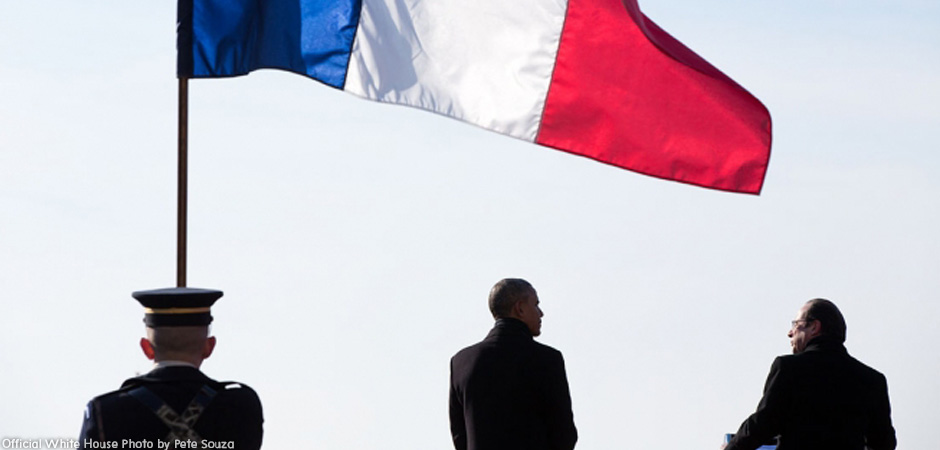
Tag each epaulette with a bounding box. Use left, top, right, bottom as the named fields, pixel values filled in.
left=215, top=381, right=256, bottom=392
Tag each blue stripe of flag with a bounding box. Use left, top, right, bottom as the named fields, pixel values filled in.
left=178, top=0, right=361, bottom=89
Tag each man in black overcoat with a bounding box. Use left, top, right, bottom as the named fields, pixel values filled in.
left=725, top=298, right=896, bottom=450
left=79, top=287, right=263, bottom=449
left=449, top=278, right=577, bottom=450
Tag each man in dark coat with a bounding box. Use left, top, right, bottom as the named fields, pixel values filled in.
left=725, top=298, right=896, bottom=450
left=79, top=288, right=263, bottom=449
left=449, top=278, right=577, bottom=450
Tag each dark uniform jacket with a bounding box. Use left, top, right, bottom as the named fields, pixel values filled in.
left=449, top=318, right=577, bottom=450
left=727, top=337, right=896, bottom=450
left=79, top=365, right=263, bottom=449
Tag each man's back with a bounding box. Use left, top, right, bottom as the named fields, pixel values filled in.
left=728, top=340, right=895, bottom=450
left=449, top=318, right=577, bottom=450
left=775, top=342, right=894, bottom=450
left=80, top=366, right=263, bottom=449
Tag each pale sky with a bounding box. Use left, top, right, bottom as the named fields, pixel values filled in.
left=1, top=1, right=938, bottom=449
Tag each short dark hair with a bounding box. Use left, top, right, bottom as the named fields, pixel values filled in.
left=805, top=298, right=847, bottom=343
left=488, top=278, right=534, bottom=319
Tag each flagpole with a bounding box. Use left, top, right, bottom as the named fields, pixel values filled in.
left=177, top=76, right=189, bottom=288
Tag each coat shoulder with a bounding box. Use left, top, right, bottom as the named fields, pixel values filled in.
left=88, top=372, right=262, bottom=415
left=210, top=380, right=263, bottom=408
left=530, top=339, right=564, bottom=358
left=86, top=381, right=140, bottom=407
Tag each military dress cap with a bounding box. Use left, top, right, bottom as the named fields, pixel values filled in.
left=132, top=287, right=223, bottom=327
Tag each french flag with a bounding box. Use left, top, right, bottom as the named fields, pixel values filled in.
left=179, top=0, right=771, bottom=194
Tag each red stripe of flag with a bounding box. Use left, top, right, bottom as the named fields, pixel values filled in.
left=538, top=0, right=772, bottom=194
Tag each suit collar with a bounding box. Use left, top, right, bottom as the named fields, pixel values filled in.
left=803, top=335, right=848, bottom=354
left=487, top=318, right=534, bottom=340
left=121, top=365, right=210, bottom=389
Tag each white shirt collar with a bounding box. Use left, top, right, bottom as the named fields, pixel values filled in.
left=152, top=360, right=198, bottom=370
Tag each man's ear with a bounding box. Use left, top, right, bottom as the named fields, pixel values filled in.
left=140, top=337, right=156, bottom=360
left=809, top=320, right=823, bottom=338
left=509, top=300, right=524, bottom=319
left=202, top=336, right=217, bottom=360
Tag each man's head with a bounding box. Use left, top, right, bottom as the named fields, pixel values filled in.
left=140, top=326, right=216, bottom=367
left=788, top=298, right=846, bottom=353
left=132, top=287, right=224, bottom=366
left=488, top=278, right=543, bottom=336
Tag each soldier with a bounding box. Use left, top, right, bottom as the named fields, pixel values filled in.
left=79, top=287, right=263, bottom=449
